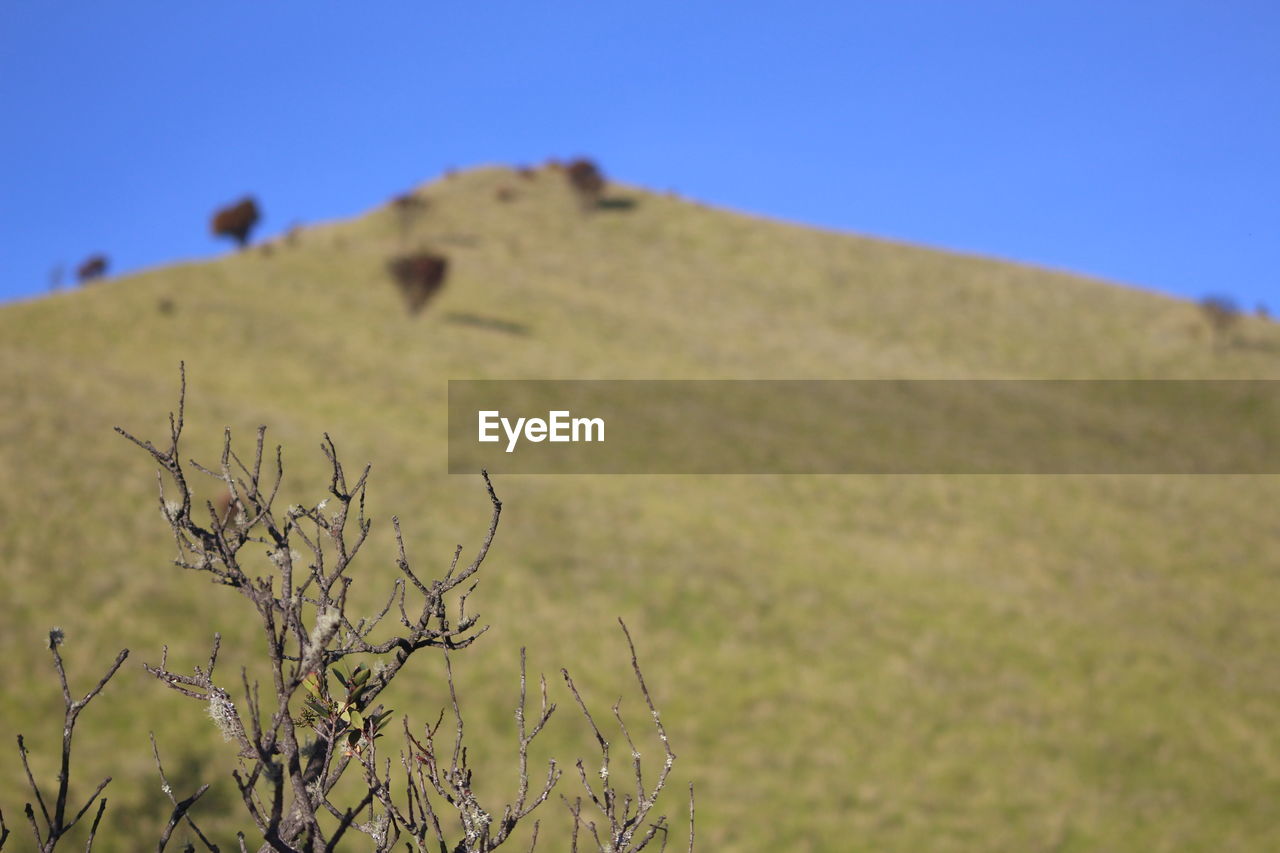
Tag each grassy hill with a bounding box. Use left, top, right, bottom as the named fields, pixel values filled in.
left=2, top=164, right=1279, bottom=851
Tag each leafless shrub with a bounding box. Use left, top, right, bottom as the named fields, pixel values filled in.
left=113, top=365, right=510, bottom=848
left=2, top=367, right=693, bottom=851
left=76, top=255, right=109, bottom=284
left=387, top=251, right=449, bottom=315
left=495, top=187, right=518, bottom=203
left=211, top=197, right=262, bottom=249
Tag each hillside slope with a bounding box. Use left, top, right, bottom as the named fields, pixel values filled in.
left=2, top=165, right=1279, bottom=851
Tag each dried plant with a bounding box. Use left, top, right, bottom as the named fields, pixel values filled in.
left=562, top=621, right=693, bottom=853
left=6, top=630, right=127, bottom=852
left=2, top=365, right=692, bottom=851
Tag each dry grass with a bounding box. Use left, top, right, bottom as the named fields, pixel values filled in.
left=2, top=165, right=1279, bottom=850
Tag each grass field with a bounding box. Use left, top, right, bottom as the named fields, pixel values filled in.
left=2, top=165, right=1279, bottom=850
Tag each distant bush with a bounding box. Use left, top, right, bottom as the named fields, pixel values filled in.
left=389, top=193, right=429, bottom=244
left=387, top=251, right=449, bottom=315
left=0, top=368, right=692, bottom=851
left=1199, top=295, right=1241, bottom=347
left=76, top=254, right=109, bottom=284
left=565, top=159, right=606, bottom=211
left=210, top=197, right=261, bottom=249
left=389, top=192, right=427, bottom=210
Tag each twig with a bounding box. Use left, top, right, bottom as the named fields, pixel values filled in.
left=686, top=784, right=695, bottom=853
left=151, top=733, right=218, bottom=852
left=561, top=622, right=686, bottom=852
left=14, top=633, right=128, bottom=852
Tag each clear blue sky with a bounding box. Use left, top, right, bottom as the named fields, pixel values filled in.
left=2, top=1, right=1277, bottom=308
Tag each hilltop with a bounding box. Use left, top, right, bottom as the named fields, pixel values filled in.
left=2, top=164, right=1279, bottom=851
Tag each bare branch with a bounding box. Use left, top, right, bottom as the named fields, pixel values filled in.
left=561, top=622, right=686, bottom=852
left=82, top=798, right=107, bottom=853
left=686, top=785, right=695, bottom=853
left=151, top=734, right=218, bottom=852
left=156, top=786, right=211, bottom=853
left=12, top=635, right=127, bottom=852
